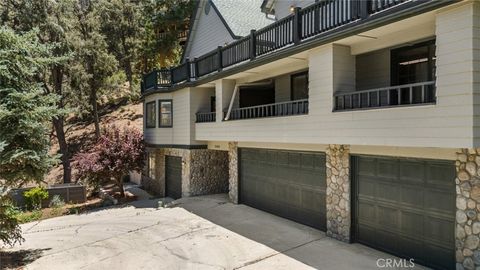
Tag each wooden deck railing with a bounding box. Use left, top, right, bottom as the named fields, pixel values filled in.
left=226, top=99, right=309, bottom=121
left=141, top=0, right=432, bottom=93
left=334, top=81, right=436, bottom=111
left=196, top=112, right=216, bottom=123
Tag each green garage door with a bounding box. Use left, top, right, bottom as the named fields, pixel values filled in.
left=352, top=156, right=455, bottom=270
left=239, top=148, right=326, bottom=230
left=165, top=156, right=182, bottom=199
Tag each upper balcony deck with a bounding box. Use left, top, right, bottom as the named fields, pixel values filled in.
left=141, top=0, right=455, bottom=95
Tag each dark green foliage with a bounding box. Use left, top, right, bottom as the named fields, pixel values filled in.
left=0, top=196, right=24, bottom=247
left=0, top=27, right=63, bottom=187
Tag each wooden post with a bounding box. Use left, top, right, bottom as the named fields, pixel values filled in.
left=293, top=7, right=302, bottom=44
left=153, top=69, right=158, bottom=90
left=250, top=29, right=256, bottom=60
left=186, top=58, right=191, bottom=82
left=360, top=0, right=371, bottom=19
left=217, top=46, right=223, bottom=71
left=193, top=58, right=198, bottom=79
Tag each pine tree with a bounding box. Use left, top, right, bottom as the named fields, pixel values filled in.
left=0, top=27, right=63, bottom=246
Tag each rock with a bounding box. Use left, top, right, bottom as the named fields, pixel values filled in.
left=464, top=249, right=474, bottom=257
left=468, top=200, right=477, bottom=209
left=458, top=211, right=468, bottom=224
left=465, top=235, right=480, bottom=250
left=458, top=225, right=467, bottom=239
left=473, top=222, right=480, bottom=235
left=466, top=225, right=472, bottom=235
left=457, top=250, right=465, bottom=262
left=472, top=186, right=480, bottom=202
left=467, top=210, right=477, bottom=220
left=467, top=162, right=478, bottom=177
left=464, top=257, right=475, bottom=270
left=473, top=250, right=480, bottom=265
left=459, top=170, right=472, bottom=181
left=459, top=153, right=468, bottom=163
left=456, top=263, right=465, bottom=270
left=458, top=197, right=468, bottom=210
left=462, top=182, right=472, bottom=191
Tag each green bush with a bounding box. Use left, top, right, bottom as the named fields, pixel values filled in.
left=24, top=187, right=49, bottom=210
left=0, top=196, right=24, bottom=246
left=49, top=195, right=65, bottom=209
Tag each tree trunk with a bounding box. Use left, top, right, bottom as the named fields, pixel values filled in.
left=53, top=117, right=71, bottom=183
left=52, top=66, right=71, bottom=184
left=125, top=61, right=134, bottom=93
left=90, top=88, right=100, bottom=138
left=118, top=176, right=125, bottom=198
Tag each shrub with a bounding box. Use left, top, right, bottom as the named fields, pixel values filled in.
left=0, top=196, right=24, bottom=246
left=73, top=126, right=145, bottom=197
left=49, top=195, right=65, bottom=209
left=24, top=187, right=49, bottom=210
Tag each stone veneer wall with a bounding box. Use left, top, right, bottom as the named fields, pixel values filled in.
left=456, top=149, right=480, bottom=270
left=190, top=149, right=229, bottom=196
left=141, top=147, right=229, bottom=198
left=228, top=142, right=239, bottom=204
left=325, top=144, right=351, bottom=242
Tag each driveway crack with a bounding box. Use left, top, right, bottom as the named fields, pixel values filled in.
left=233, top=238, right=323, bottom=269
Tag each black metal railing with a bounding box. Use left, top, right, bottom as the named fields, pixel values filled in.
left=334, top=81, right=436, bottom=111
left=142, top=0, right=428, bottom=93
left=226, top=99, right=309, bottom=121
left=196, top=50, right=220, bottom=77
left=222, top=36, right=251, bottom=68
left=196, top=112, right=216, bottom=123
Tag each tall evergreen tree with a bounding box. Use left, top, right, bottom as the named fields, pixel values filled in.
left=0, top=0, right=76, bottom=183
left=71, top=0, right=118, bottom=138
left=98, top=0, right=143, bottom=93
left=0, top=27, right=63, bottom=185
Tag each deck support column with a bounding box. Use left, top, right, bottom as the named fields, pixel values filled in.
left=326, top=144, right=351, bottom=242
left=228, top=142, right=239, bottom=204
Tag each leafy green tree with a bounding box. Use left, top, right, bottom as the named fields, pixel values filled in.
left=71, top=0, right=118, bottom=138
left=0, top=26, right=62, bottom=246
left=98, top=0, right=143, bottom=93
left=139, top=0, right=194, bottom=71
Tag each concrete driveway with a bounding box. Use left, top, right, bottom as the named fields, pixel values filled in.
left=3, top=194, right=428, bottom=270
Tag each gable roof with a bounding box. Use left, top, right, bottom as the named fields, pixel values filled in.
left=211, top=0, right=272, bottom=38
left=182, top=0, right=272, bottom=62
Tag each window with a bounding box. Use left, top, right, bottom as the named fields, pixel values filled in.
left=391, top=39, right=436, bottom=85
left=159, top=100, right=173, bottom=127
left=291, top=71, right=309, bottom=100
left=145, top=101, right=156, bottom=128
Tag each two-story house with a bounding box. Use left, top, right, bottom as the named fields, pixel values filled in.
left=140, top=0, right=480, bottom=269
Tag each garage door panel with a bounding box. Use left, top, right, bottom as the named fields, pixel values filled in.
left=401, top=186, right=424, bottom=206
left=425, top=189, right=455, bottom=214
left=377, top=182, right=401, bottom=202
left=354, top=156, right=454, bottom=270
left=401, top=211, right=424, bottom=236
left=425, top=217, right=455, bottom=245
left=377, top=159, right=399, bottom=179
left=399, top=161, right=425, bottom=183
left=240, top=148, right=326, bottom=231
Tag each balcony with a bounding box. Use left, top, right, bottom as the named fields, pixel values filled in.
left=196, top=112, right=216, bottom=123
left=334, top=81, right=436, bottom=111
left=225, top=99, right=309, bottom=121
left=141, top=0, right=451, bottom=94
